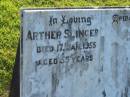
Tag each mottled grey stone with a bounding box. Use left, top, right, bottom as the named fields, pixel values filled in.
left=21, top=8, right=130, bottom=97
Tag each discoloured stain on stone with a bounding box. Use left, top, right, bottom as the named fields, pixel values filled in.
left=102, top=90, right=106, bottom=97
left=111, top=42, right=119, bottom=87
left=51, top=72, right=59, bottom=97
left=98, top=36, right=104, bottom=73
left=128, top=63, right=130, bottom=87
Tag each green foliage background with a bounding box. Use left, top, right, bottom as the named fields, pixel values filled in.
left=0, top=0, right=130, bottom=97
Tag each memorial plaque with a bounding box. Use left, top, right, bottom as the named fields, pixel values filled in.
left=21, top=8, right=130, bottom=97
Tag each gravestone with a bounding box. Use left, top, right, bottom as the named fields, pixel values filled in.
left=20, top=8, right=130, bottom=97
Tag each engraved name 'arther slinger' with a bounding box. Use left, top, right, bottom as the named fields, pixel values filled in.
left=26, top=28, right=98, bottom=40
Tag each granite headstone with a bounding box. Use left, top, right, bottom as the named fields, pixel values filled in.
left=19, top=8, right=130, bottom=97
